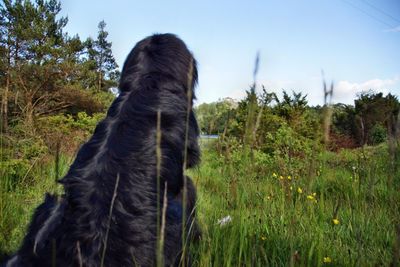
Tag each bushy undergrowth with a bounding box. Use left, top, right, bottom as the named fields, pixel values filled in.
left=0, top=112, right=105, bottom=189
left=0, top=154, right=68, bottom=255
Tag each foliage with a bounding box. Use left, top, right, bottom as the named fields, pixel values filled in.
left=0, top=110, right=103, bottom=193
left=186, top=144, right=400, bottom=266
left=195, top=98, right=235, bottom=134
left=265, top=123, right=314, bottom=159
left=0, top=133, right=47, bottom=191
left=273, top=90, right=308, bottom=123
left=354, top=91, right=399, bottom=145
left=370, top=124, right=387, bottom=145
left=85, top=20, right=119, bottom=91
left=0, top=0, right=117, bottom=132
left=36, top=111, right=105, bottom=154
left=330, top=103, right=357, bottom=149
left=1, top=142, right=399, bottom=265
left=197, top=89, right=400, bottom=152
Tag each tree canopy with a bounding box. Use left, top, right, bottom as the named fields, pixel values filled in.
left=0, top=0, right=118, bottom=133
left=195, top=89, right=400, bottom=151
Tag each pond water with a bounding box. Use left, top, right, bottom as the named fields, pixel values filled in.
left=200, top=134, right=218, bottom=139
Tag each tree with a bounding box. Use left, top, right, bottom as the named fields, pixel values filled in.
left=354, top=91, right=400, bottom=145
left=9, top=0, right=68, bottom=128
left=273, top=90, right=308, bottom=135
left=0, top=0, right=24, bottom=132
left=0, top=0, right=105, bottom=132
left=87, top=20, right=119, bottom=91
left=330, top=103, right=357, bottom=149
left=195, top=99, right=234, bottom=135
left=273, top=90, right=308, bottom=121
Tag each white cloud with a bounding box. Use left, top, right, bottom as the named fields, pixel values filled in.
left=334, top=77, right=399, bottom=104
left=384, top=25, right=400, bottom=32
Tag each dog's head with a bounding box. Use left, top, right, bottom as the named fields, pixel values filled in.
left=119, top=33, right=198, bottom=99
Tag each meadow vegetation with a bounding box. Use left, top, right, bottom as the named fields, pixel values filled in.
left=1, top=1, right=400, bottom=266
left=189, top=87, right=400, bottom=266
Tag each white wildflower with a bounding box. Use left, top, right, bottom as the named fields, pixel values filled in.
left=217, top=215, right=232, bottom=226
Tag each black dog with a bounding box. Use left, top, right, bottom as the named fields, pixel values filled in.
left=4, top=33, right=201, bottom=267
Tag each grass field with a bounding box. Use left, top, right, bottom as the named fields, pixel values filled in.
left=1, top=139, right=399, bottom=266
left=189, top=142, right=400, bottom=266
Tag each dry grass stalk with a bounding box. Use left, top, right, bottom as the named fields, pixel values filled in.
left=157, top=181, right=168, bottom=267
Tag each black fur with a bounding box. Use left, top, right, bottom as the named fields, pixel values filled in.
left=3, top=33, right=201, bottom=267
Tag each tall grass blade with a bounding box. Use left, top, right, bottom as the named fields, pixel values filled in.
left=100, top=173, right=120, bottom=267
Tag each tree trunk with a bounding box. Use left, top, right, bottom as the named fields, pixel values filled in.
left=1, top=34, right=12, bottom=133
left=24, top=94, right=35, bottom=134
left=1, top=72, right=10, bottom=133
left=98, top=71, right=103, bottom=91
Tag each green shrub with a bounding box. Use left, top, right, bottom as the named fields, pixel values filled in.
left=74, top=112, right=105, bottom=132
left=370, top=124, right=386, bottom=145
left=36, top=112, right=105, bottom=154
left=37, top=112, right=105, bottom=135
left=0, top=159, right=31, bottom=190
left=264, top=123, right=316, bottom=160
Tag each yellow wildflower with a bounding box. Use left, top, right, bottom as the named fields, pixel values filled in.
left=307, top=194, right=317, bottom=203
left=279, top=175, right=284, bottom=180
left=290, top=186, right=293, bottom=191
left=272, top=172, right=277, bottom=178
left=297, top=187, right=303, bottom=194
left=333, top=218, right=340, bottom=225
left=323, top=256, right=332, bottom=263
left=261, top=236, right=267, bottom=241
left=287, top=175, right=292, bottom=180
left=312, top=192, right=317, bottom=197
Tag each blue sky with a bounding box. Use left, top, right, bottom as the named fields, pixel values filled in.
left=59, top=0, right=400, bottom=105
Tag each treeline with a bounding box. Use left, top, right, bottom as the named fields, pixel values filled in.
left=195, top=89, right=400, bottom=151
left=0, top=0, right=118, bottom=135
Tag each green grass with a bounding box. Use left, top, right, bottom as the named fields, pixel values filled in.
left=0, top=155, right=69, bottom=254
left=188, top=142, right=399, bottom=266
left=1, top=143, right=399, bottom=266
